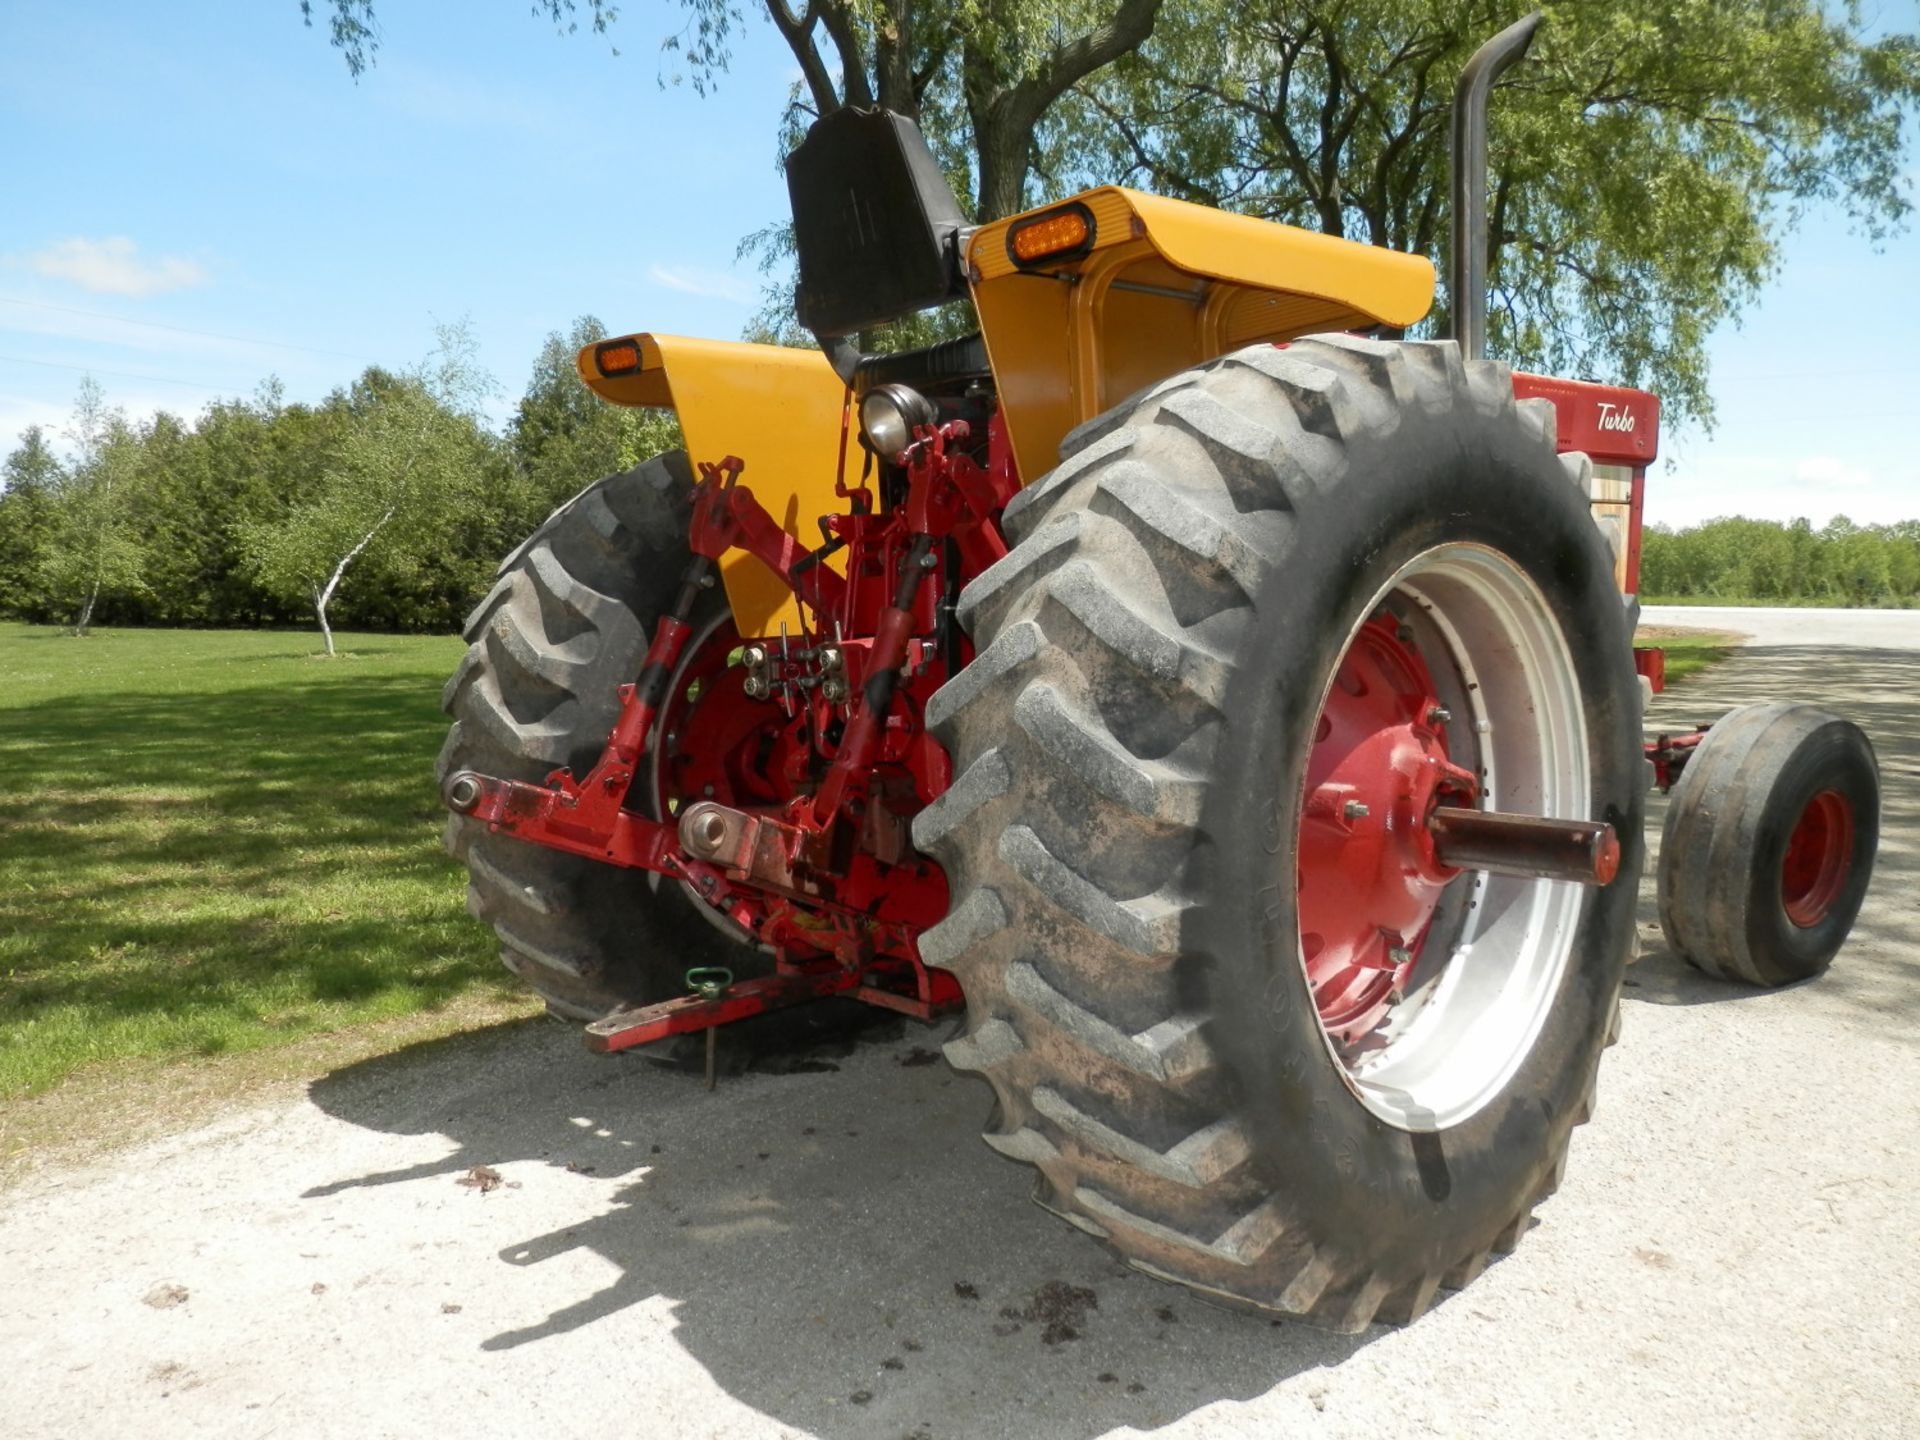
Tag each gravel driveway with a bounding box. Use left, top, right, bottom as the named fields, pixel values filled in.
left=3, top=608, right=1915, bottom=1439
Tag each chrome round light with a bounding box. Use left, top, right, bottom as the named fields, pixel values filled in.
left=859, top=383, right=936, bottom=462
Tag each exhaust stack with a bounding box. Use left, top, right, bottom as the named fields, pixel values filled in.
left=1450, top=12, right=1542, bottom=361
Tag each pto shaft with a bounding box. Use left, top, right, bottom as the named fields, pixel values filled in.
left=1428, top=807, right=1620, bottom=886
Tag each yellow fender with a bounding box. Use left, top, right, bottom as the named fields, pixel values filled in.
left=967, top=187, right=1436, bottom=484
left=579, top=333, right=848, bottom=636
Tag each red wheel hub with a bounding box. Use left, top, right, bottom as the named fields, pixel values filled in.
left=653, top=617, right=811, bottom=812
left=644, top=615, right=949, bottom=954
left=1298, top=617, right=1476, bottom=1043
left=1781, top=788, right=1853, bottom=928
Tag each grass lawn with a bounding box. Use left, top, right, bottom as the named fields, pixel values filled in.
left=0, top=624, right=537, bottom=1104
left=1637, top=625, right=1743, bottom=686
left=0, top=618, right=1741, bottom=1121
left=1641, top=595, right=1917, bottom=609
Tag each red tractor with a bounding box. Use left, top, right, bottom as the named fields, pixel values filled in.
left=440, top=16, right=1879, bottom=1329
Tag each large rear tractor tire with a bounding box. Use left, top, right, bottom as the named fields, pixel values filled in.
left=915, top=336, right=1643, bottom=1330
left=439, top=453, right=758, bottom=1020
left=1658, top=702, right=1879, bottom=987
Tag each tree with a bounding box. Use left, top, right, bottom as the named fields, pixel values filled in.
left=0, top=427, right=61, bottom=620
left=1885, top=521, right=1920, bottom=600
left=39, top=379, right=151, bottom=636
left=1063, top=0, right=1920, bottom=425
left=1824, top=515, right=1891, bottom=603
left=238, top=323, right=497, bottom=655
left=1638, top=514, right=1920, bottom=605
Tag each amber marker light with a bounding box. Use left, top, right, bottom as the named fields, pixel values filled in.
left=596, top=340, right=643, bottom=375
left=1006, top=203, right=1095, bottom=267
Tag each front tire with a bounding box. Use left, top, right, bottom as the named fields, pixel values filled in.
left=1658, top=702, right=1879, bottom=986
left=915, top=337, right=1643, bottom=1329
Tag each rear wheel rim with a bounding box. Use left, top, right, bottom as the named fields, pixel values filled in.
left=1781, top=788, right=1853, bottom=927
left=1296, top=543, right=1590, bottom=1132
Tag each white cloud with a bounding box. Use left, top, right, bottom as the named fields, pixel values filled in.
left=647, top=264, right=753, bottom=305
left=1792, top=455, right=1874, bottom=491
left=24, top=237, right=207, bottom=297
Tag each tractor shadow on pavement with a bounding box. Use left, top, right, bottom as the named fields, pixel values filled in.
left=305, top=1003, right=1380, bottom=1438
left=1626, top=642, right=1919, bottom=1024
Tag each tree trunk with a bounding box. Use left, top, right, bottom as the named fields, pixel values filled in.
left=312, top=507, right=394, bottom=657
left=314, top=587, right=335, bottom=658
left=74, top=580, right=99, bottom=638
left=974, top=115, right=1032, bottom=220
left=964, top=0, right=1165, bottom=221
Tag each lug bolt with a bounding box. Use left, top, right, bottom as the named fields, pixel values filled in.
left=1343, top=800, right=1370, bottom=820
left=445, top=773, right=482, bottom=813
left=1387, top=944, right=1413, bottom=966
left=1426, top=705, right=1452, bottom=726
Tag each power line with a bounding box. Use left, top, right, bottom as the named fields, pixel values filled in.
left=0, top=296, right=377, bottom=365
left=1711, top=365, right=1920, bottom=382
left=0, top=351, right=254, bottom=395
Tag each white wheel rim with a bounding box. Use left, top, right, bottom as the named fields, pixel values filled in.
left=1297, top=542, right=1591, bottom=1132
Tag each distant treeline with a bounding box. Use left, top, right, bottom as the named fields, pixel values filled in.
left=1641, top=516, right=1920, bottom=605
left=8, top=346, right=1918, bottom=634
left=0, top=317, right=675, bottom=640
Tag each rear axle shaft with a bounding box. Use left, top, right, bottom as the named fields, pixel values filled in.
left=1428, top=807, right=1620, bottom=886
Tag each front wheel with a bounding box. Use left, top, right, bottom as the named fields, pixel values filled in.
left=1658, top=702, right=1879, bottom=986
left=916, top=336, right=1643, bottom=1329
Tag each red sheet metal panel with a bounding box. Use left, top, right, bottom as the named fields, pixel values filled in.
left=1512, top=372, right=1659, bottom=468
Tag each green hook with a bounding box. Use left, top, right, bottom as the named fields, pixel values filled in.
left=685, top=966, right=733, bottom=1001
left=685, top=966, right=733, bottom=1091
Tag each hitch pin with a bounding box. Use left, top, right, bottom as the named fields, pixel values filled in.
left=685, top=966, right=733, bottom=1091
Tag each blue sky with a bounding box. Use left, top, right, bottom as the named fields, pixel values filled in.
left=3, top=1, right=1916, bottom=529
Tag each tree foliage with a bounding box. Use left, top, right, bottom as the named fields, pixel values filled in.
left=512, top=315, right=682, bottom=511
left=0, top=319, right=691, bottom=638
left=6, top=320, right=1917, bottom=635
left=237, top=323, right=501, bottom=654
left=0, top=427, right=59, bottom=619
left=1641, top=515, right=1920, bottom=605
left=1062, top=0, right=1920, bottom=424
left=38, top=379, right=152, bottom=636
